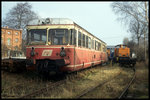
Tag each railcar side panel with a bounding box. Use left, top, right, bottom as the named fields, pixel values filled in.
left=61, top=47, right=106, bottom=72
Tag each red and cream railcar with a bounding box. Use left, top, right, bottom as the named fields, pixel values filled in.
left=26, top=18, right=107, bottom=74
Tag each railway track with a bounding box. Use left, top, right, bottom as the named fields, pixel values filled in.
left=117, top=67, right=136, bottom=99
left=2, top=64, right=108, bottom=98
left=75, top=71, right=122, bottom=98
left=74, top=67, right=136, bottom=98
left=18, top=65, right=106, bottom=98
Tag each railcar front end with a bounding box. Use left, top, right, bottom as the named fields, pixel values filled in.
left=26, top=18, right=108, bottom=75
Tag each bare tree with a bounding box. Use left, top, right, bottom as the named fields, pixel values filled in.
left=2, top=2, right=39, bottom=56
left=2, top=2, right=39, bottom=39
left=111, top=2, right=149, bottom=27
left=123, top=37, right=129, bottom=45
left=111, top=1, right=149, bottom=60
left=126, top=39, right=137, bottom=57
left=128, top=18, right=146, bottom=47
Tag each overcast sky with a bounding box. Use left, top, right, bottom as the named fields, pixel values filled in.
left=2, top=1, right=131, bottom=46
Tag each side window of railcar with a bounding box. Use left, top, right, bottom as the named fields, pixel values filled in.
left=104, top=45, right=106, bottom=52
left=95, top=40, right=97, bottom=50
left=88, top=37, right=91, bottom=49
left=65, top=30, right=69, bottom=44
left=95, top=41, right=97, bottom=50
left=96, top=41, right=99, bottom=51
left=70, top=29, right=73, bottom=45
left=98, top=42, right=101, bottom=51
left=92, top=39, right=94, bottom=49
left=74, top=30, right=76, bottom=45
left=86, top=36, right=88, bottom=48
left=82, top=34, right=85, bottom=47
left=81, top=32, right=83, bottom=47
left=103, top=45, right=106, bottom=52
left=97, top=42, right=99, bottom=51
left=78, top=31, right=81, bottom=47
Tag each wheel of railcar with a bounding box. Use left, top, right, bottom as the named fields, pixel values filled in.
left=43, top=60, right=50, bottom=77
left=49, top=64, right=58, bottom=76
left=36, top=61, right=44, bottom=74
left=43, top=60, right=49, bottom=69
left=36, top=60, right=48, bottom=79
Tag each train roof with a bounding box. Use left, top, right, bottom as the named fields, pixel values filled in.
left=27, top=18, right=106, bottom=44
left=28, top=18, right=74, bottom=25
left=74, top=22, right=106, bottom=44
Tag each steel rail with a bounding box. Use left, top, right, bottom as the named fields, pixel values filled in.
left=2, top=63, right=107, bottom=98
left=18, top=64, right=107, bottom=98
left=118, top=67, right=136, bottom=99
left=75, top=71, right=122, bottom=98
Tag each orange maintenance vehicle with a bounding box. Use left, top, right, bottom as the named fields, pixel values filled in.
left=113, top=44, right=136, bottom=67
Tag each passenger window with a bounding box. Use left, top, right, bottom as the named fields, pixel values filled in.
left=95, top=40, right=97, bottom=50
left=86, top=36, right=88, bottom=48
left=70, top=29, right=73, bottom=45
left=78, top=32, right=81, bottom=47
left=88, top=37, right=91, bottom=49
left=83, top=34, right=85, bottom=47
left=98, top=42, right=101, bottom=51
left=81, top=32, right=83, bottom=47
left=96, top=41, right=99, bottom=50
left=74, top=30, right=76, bottom=45
left=92, top=39, right=94, bottom=49
left=103, top=45, right=106, bottom=52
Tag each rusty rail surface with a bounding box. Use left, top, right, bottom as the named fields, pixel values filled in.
left=75, top=71, right=122, bottom=98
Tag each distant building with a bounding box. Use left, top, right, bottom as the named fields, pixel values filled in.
left=1, top=26, right=24, bottom=57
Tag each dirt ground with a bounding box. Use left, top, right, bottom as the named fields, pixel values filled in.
left=1, top=62, right=149, bottom=99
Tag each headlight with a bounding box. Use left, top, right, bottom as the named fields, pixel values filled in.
left=60, top=47, right=66, bottom=57
left=30, top=47, right=35, bottom=56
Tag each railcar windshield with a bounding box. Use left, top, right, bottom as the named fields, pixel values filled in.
left=27, top=29, right=47, bottom=45
left=48, top=29, right=68, bottom=45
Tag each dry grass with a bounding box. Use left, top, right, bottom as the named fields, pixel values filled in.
left=79, top=67, right=133, bottom=98
left=36, top=65, right=123, bottom=98
left=1, top=62, right=148, bottom=99
left=1, top=71, right=49, bottom=98
left=127, top=61, right=149, bottom=98
left=2, top=65, right=123, bottom=98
